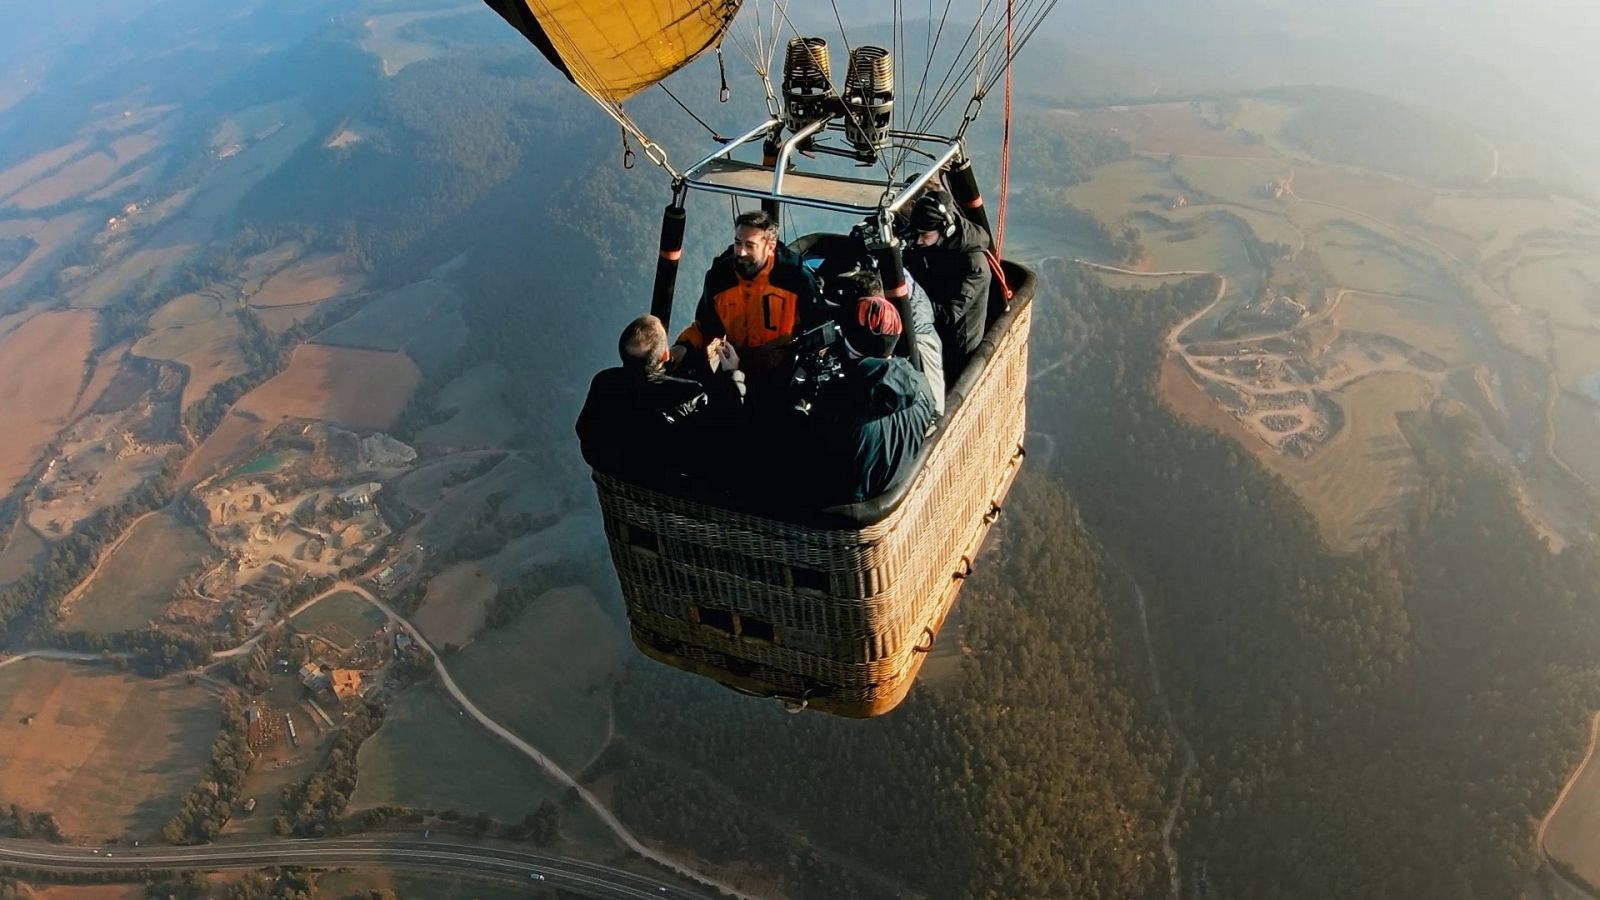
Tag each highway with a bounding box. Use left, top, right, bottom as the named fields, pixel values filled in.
left=0, top=837, right=697, bottom=899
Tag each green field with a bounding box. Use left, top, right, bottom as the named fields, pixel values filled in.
left=451, top=586, right=624, bottom=772
left=415, top=363, right=519, bottom=452
left=1172, top=156, right=1288, bottom=212
left=1265, top=372, right=1435, bottom=551
left=1144, top=214, right=1258, bottom=279
left=1337, top=293, right=1474, bottom=366
left=291, top=590, right=387, bottom=647
left=351, top=682, right=556, bottom=820
left=1307, top=221, right=1455, bottom=303
left=65, top=510, right=213, bottom=634
left=0, top=660, right=218, bottom=838
left=417, top=455, right=565, bottom=549
left=395, top=454, right=493, bottom=512
left=312, top=279, right=459, bottom=350
left=1210, top=205, right=1304, bottom=256
left=1061, top=157, right=1174, bottom=224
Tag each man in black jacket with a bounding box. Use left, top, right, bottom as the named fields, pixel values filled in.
left=804, top=297, right=936, bottom=505
left=576, top=315, right=725, bottom=481
left=902, top=189, right=992, bottom=381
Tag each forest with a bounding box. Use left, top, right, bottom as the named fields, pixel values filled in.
left=1037, top=264, right=1600, bottom=898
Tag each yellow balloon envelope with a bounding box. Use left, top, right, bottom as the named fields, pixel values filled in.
left=483, top=0, right=743, bottom=103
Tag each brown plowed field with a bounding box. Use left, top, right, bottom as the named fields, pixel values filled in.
left=0, top=660, right=218, bottom=839
left=0, top=310, right=95, bottom=494
left=236, top=344, right=419, bottom=429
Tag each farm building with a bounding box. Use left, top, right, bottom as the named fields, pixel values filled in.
left=299, top=662, right=329, bottom=690
left=330, top=668, right=364, bottom=702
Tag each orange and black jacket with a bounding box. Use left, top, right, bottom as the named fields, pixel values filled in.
left=675, top=243, right=816, bottom=375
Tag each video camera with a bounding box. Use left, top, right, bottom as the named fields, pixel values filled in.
left=789, top=319, right=845, bottom=415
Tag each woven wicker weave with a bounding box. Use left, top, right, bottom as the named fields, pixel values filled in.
left=594, top=270, right=1033, bottom=717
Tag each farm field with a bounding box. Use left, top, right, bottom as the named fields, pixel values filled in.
left=313, top=278, right=467, bottom=375
left=351, top=682, right=555, bottom=820
left=1424, top=195, right=1587, bottom=264
left=0, top=212, right=97, bottom=306
left=0, top=660, right=218, bottom=839
left=1506, top=255, right=1600, bottom=329
left=417, top=454, right=565, bottom=549
left=0, top=140, right=89, bottom=200
left=3, top=152, right=119, bottom=210
left=413, top=562, right=497, bottom=648
left=1264, top=372, right=1435, bottom=550
left=1305, top=221, right=1455, bottom=303
left=396, top=455, right=495, bottom=512
left=476, top=510, right=602, bottom=588
left=1551, top=325, right=1600, bottom=391
left=361, top=7, right=467, bottom=75
left=249, top=252, right=364, bottom=308
left=71, top=342, right=132, bottom=419
left=1061, top=157, right=1174, bottom=224
left=85, top=163, right=157, bottom=202
left=1172, top=156, right=1288, bottom=212
left=235, top=344, right=420, bottom=429
left=0, top=519, right=45, bottom=587
left=1552, top=395, right=1600, bottom=491
left=451, top=586, right=624, bottom=772
left=1336, top=293, right=1474, bottom=366
left=64, top=510, right=214, bottom=634
left=0, top=310, right=95, bottom=495
left=1544, top=717, right=1600, bottom=890
left=1072, top=102, right=1272, bottom=158
left=133, top=292, right=246, bottom=409
left=178, top=411, right=263, bottom=485
left=292, top=591, right=386, bottom=648
left=416, top=363, right=519, bottom=451
left=1209, top=205, right=1304, bottom=256
left=1289, top=168, right=1436, bottom=231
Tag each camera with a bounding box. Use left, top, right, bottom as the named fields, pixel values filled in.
left=790, top=320, right=845, bottom=414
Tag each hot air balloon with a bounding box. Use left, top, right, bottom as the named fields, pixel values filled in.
left=482, top=0, right=1053, bottom=716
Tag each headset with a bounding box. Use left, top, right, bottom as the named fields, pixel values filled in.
left=913, top=194, right=958, bottom=240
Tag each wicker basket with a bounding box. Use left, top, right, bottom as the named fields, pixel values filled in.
left=594, top=264, right=1033, bottom=717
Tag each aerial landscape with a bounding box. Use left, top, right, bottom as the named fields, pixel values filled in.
left=2, top=1, right=1600, bottom=898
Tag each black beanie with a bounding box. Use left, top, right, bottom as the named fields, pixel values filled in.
left=909, top=194, right=951, bottom=235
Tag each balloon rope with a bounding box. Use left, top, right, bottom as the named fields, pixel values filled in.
left=997, top=0, right=1013, bottom=256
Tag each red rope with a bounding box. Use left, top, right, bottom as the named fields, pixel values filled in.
left=996, top=0, right=1014, bottom=257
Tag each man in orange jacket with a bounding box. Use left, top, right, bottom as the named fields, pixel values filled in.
left=672, top=210, right=816, bottom=395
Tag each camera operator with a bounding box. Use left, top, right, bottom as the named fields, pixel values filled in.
left=799, top=296, right=936, bottom=505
